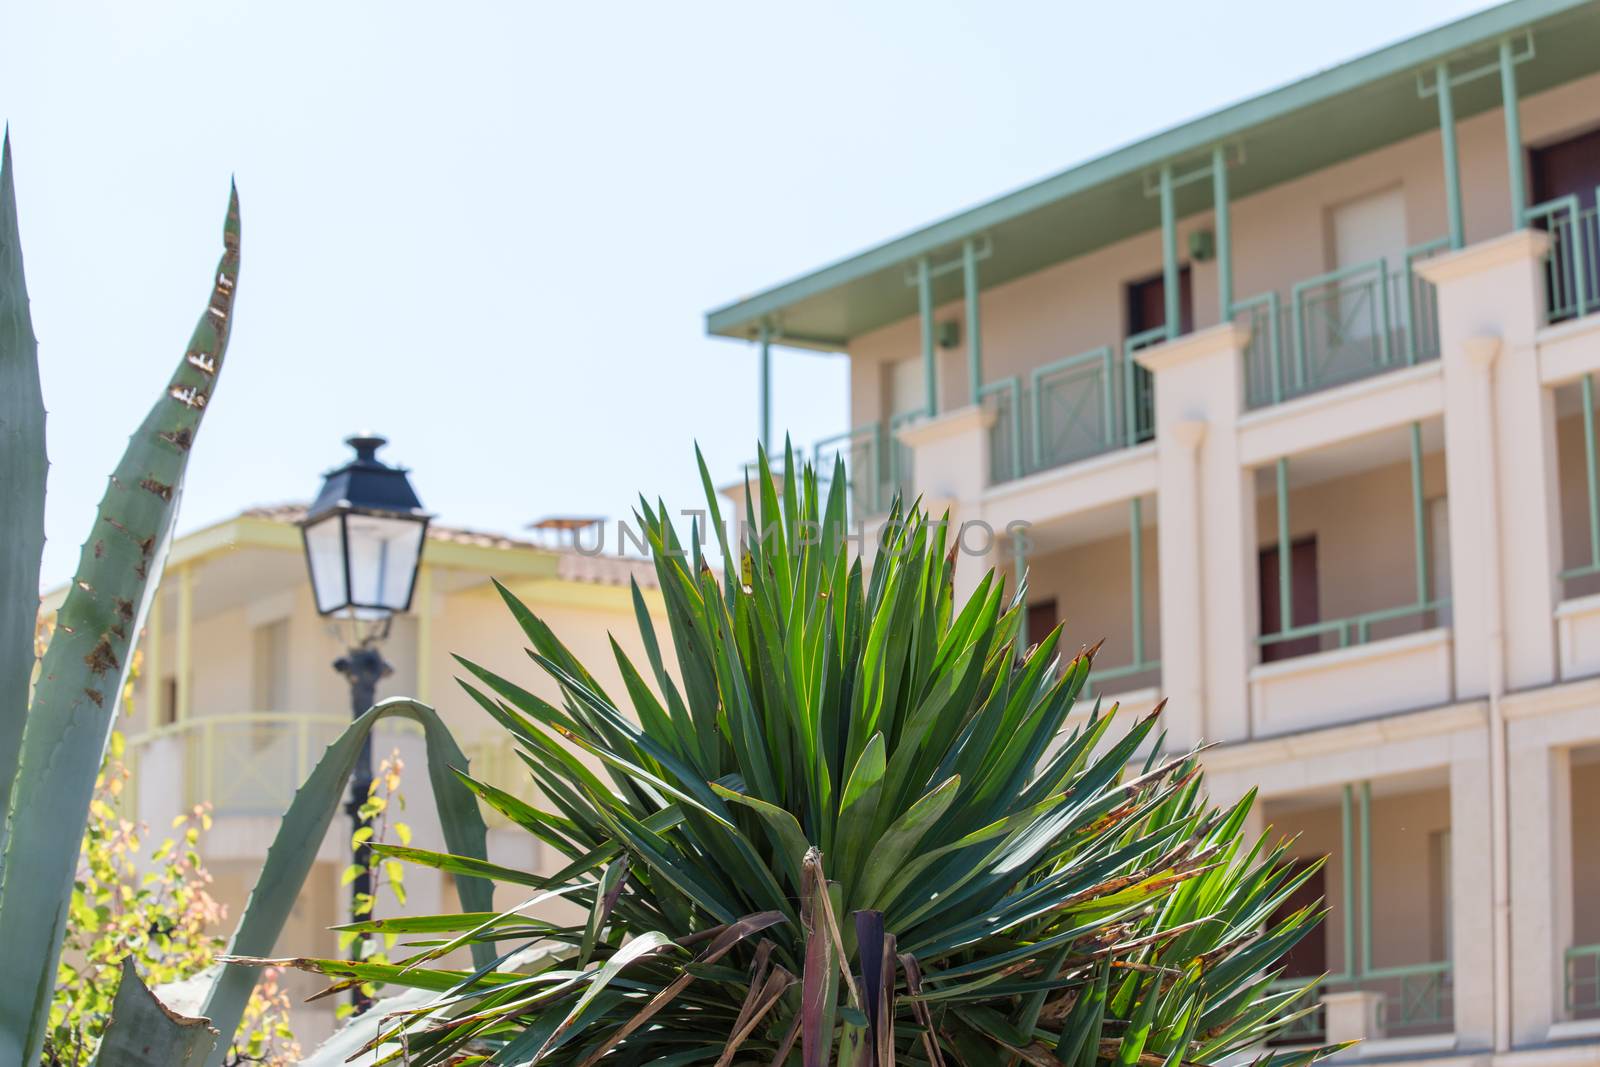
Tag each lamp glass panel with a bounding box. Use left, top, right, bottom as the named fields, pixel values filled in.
left=345, top=512, right=425, bottom=613
left=303, top=514, right=348, bottom=613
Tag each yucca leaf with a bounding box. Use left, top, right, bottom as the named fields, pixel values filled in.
left=198, top=698, right=493, bottom=1066
left=0, top=181, right=239, bottom=1067
left=0, top=134, right=45, bottom=813
left=92, top=958, right=217, bottom=1067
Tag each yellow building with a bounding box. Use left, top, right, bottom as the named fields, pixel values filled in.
left=65, top=505, right=665, bottom=1043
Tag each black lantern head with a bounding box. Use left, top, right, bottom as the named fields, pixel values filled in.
left=300, top=435, right=432, bottom=620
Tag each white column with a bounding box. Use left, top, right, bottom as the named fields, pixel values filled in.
left=1508, top=728, right=1573, bottom=1040
left=1153, top=419, right=1205, bottom=751
left=1449, top=740, right=1496, bottom=1050
left=897, top=404, right=997, bottom=608
left=1323, top=989, right=1385, bottom=1044
left=1417, top=230, right=1558, bottom=696
left=1138, top=323, right=1256, bottom=746
left=176, top=564, right=194, bottom=724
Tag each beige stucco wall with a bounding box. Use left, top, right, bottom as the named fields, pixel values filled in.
left=121, top=541, right=675, bottom=992
left=844, top=71, right=1600, bottom=435
left=1020, top=526, right=1161, bottom=675
left=1252, top=447, right=1449, bottom=649
left=1267, top=782, right=1452, bottom=977
left=1573, top=754, right=1600, bottom=948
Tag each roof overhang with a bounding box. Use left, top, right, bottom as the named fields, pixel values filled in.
left=705, top=0, right=1600, bottom=351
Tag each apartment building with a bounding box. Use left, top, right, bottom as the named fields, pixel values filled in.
left=60, top=505, right=665, bottom=1043
left=707, top=0, right=1600, bottom=1058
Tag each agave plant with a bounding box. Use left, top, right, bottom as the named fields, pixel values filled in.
left=239, top=448, right=1339, bottom=1067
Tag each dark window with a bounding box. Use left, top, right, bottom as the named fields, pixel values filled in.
left=1126, top=266, right=1194, bottom=338
left=1530, top=126, right=1600, bottom=208
left=1025, top=598, right=1058, bottom=647
left=160, top=677, right=178, bottom=726
left=1271, top=861, right=1328, bottom=978
left=1258, top=537, right=1319, bottom=663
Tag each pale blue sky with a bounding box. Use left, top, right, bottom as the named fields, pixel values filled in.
left=10, top=0, right=1491, bottom=586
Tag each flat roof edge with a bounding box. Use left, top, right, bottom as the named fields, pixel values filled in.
left=705, top=0, right=1591, bottom=342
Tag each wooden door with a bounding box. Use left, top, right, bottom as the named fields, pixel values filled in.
left=1258, top=537, right=1319, bottom=662
left=1126, top=266, right=1194, bottom=337
left=1026, top=598, right=1059, bottom=648
left=1271, top=862, right=1328, bottom=978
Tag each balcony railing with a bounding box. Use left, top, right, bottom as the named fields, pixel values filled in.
left=1529, top=192, right=1600, bottom=323
left=811, top=414, right=915, bottom=518
left=1567, top=944, right=1600, bottom=1019
left=1266, top=964, right=1453, bottom=1044
left=986, top=329, right=1160, bottom=485
left=1238, top=240, right=1447, bottom=410
left=127, top=713, right=350, bottom=816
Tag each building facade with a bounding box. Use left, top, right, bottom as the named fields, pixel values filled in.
left=708, top=0, right=1600, bottom=1058
left=63, top=506, right=665, bottom=1044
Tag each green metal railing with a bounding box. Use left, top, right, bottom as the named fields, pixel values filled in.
left=1010, top=495, right=1160, bottom=694
left=1527, top=191, right=1599, bottom=322
left=1265, top=783, right=1454, bottom=1042
left=1370, top=962, right=1454, bottom=1032
left=986, top=332, right=1159, bottom=485
left=1567, top=944, right=1600, bottom=1018
left=127, top=712, right=352, bottom=816
left=1559, top=373, right=1600, bottom=593
left=1258, top=421, right=1448, bottom=657
left=1085, top=497, right=1160, bottom=695
left=1266, top=979, right=1326, bottom=1045
left=811, top=416, right=915, bottom=519
left=1238, top=240, right=1448, bottom=410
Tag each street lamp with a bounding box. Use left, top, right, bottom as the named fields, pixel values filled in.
left=299, top=434, right=430, bottom=1007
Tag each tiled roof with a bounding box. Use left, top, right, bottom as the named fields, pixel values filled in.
left=240, top=504, right=660, bottom=588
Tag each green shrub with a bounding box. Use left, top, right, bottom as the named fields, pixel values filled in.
left=257, top=450, right=1338, bottom=1066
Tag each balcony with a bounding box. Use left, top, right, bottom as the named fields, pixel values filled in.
left=1249, top=421, right=1452, bottom=735
left=982, top=329, right=1161, bottom=486
left=1009, top=495, right=1160, bottom=709
left=810, top=416, right=916, bottom=519
left=1237, top=241, right=1447, bottom=410
left=125, top=712, right=414, bottom=819
left=1530, top=192, right=1600, bottom=324
left=1264, top=777, right=1455, bottom=1046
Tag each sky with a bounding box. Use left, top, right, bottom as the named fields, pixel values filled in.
left=8, top=0, right=1496, bottom=588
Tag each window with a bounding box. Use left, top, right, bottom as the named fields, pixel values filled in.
left=1025, top=598, right=1059, bottom=648
left=159, top=676, right=178, bottom=726
left=251, top=619, right=289, bottom=711
left=887, top=357, right=925, bottom=419
left=1258, top=537, right=1320, bottom=662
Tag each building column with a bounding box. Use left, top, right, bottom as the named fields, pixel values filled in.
left=1509, top=734, right=1572, bottom=1041
left=897, top=404, right=996, bottom=607
left=1212, top=146, right=1232, bottom=322
left=963, top=239, right=982, bottom=404
left=1159, top=165, right=1179, bottom=339
left=1450, top=739, right=1497, bottom=1049
left=1434, top=62, right=1466, bottom=250
left=758, top=322, right=772, bottom=452
left=1138, top=323, right=1255, bottom=747
left=917, top=256, right=937, bottom=416
left=1417, top=230, right=1557, bottom=695
left=1153, top=419, right=1205, bottom=751
left=144, top=589, right=163, bottom=727
left=414, top=564, right=434, bottom=705
left=1500, top=38, right=1527, bottom=226
left=176, top=564, right=194, bottom=724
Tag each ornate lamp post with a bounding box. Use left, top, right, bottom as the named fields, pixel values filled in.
left=299, top=434, right=430, bottom=1005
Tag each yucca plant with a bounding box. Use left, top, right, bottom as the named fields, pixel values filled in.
left=243, top=447, right=1340, bottom=1067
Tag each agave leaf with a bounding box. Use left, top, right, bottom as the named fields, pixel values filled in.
left=198, top=698, right=494, bottom=1067
left=0, top=182, right=239, bottom=1067
left=0, top=135, right=44, bottom=812
left=93, top=958, right=218, bottom=1067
